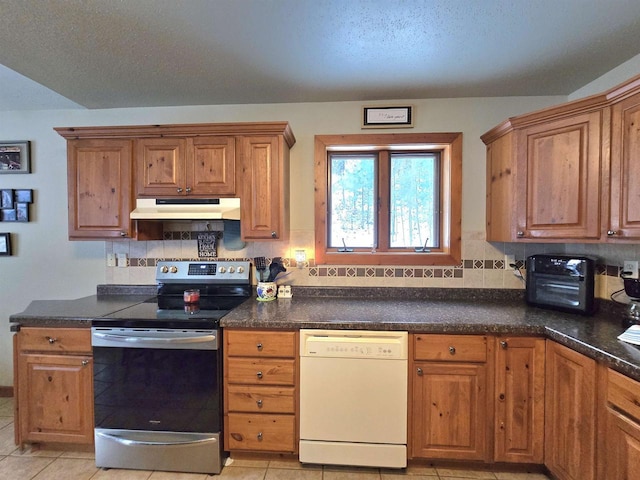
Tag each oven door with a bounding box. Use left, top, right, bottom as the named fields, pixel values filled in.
left=91, top=327, right=223, bottom=474
left=526, top=273, right=593, bottom=313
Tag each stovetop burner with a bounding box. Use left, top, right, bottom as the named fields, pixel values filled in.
left=95, top=260, right=252, bottom=329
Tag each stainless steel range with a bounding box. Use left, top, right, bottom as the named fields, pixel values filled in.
left=91, top=260, right=251, bottom=475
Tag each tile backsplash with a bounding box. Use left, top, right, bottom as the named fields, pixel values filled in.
left=106, top=225, right=634, bottom=300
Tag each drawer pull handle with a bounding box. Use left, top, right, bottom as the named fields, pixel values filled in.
left=257, top=432, right=263, bottom=441
left=81, top=360, right=89, bottom=366
left=417, top=367, right=423, bottom=376
left=449, top=346, right=456, bottom=355
left=500, top=341, right=508, bottom=349
left=256, top=399, right=263, bottom=408
left=256, top=343, right=263, bottom=351
left=256, top=371, right=263, bottom=379
left=46, top=336, right=58, bottom=344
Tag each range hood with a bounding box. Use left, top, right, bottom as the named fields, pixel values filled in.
left=130, top=198, right=241, bottom=220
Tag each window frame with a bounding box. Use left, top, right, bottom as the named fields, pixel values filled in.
left=314, top=133, right=462, bottom=266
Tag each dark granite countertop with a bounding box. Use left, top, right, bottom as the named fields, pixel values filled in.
left=8, top=285, right=640, bottom=382
left=9, top=294, right=155, bottom=328
left=221, top=287, right=640, bottom=381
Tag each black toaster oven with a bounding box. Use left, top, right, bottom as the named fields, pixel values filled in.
left=525, top=254, right=597, bottom=315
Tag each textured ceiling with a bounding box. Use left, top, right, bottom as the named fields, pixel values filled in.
left=1, top=0, right=640, bottom=110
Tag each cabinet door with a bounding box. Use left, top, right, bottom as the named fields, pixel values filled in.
left=67, top=139, right=134, bottom=239
left=494, top=337, right=545, bottom=463
left=411, top=362, right=489, bottom=461
left=18, top=353, right=93, bottom=445
left=485, top=132, right=515, bottom=242
left=609, top=91, right=640, bottom=239
left=239, top=136, right=289, bottom=240
left=136, top=138, right=186, bottom=196
left=545, top=341, right=596, bottom=480
left=187, top=136, right=236, bottom=196
left=606, top=407, right=640, bottom=480
left=515, top=111, right=602, bottom=240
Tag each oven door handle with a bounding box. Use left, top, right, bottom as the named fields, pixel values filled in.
left=92, top=332, right=216, bottom=346
left=95, top=430, right=217, bottom=446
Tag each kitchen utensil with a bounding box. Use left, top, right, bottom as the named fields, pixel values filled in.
left=254, top=257, right=267, bottom=282
left=267, top=257, right=286, bottom=282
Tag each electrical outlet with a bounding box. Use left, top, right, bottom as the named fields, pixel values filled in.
left=623, top=260, right=639, bottom=279
left=505, top=254, right=516, bottom=268
left=116, top=253, right=128, bottom=268
left=106, top=253, right=116, bottom=267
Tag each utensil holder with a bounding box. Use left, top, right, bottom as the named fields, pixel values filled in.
left=256, top=282, right=277, bottom=301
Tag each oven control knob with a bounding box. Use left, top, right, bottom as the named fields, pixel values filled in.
left=228, top=266, right=236, bottom=274
left=169, top=266, right=178, bottom=274
left=219, top=266, right=226, bottom=274
left=160, top=266, right=169, bottom=274
left=237, top=266, right=245, bottom=274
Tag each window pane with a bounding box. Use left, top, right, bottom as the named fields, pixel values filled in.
left=390, top=153, right=439, bottom=248
left=329, top=154, right=375, bottom=248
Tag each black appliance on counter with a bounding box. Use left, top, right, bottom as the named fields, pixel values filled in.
left=91, top=260, right=251, bottom=475
left=525, top=254, right=596, bottom=315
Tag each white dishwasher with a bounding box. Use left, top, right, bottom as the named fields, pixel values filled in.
left=299, top=329, right=408, bottom=468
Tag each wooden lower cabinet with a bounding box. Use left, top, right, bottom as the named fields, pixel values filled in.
left=15, top=327, right=93, bottom=446
left=545, top=340, right=596, bottom=480
left=410, top=334, right=491, bottom=461
left=601, top=369, right=640, bottom=480
left=494, top=336, right=545, bottom=463
left=224, top=329, right=298, bottom=453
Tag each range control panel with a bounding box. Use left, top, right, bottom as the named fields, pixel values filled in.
left=300, top=330, right=408, bottom=360
left=156, top=261, right=251, bottom=284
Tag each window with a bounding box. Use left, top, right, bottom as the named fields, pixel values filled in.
left=314, top=133, right=462, bottom=266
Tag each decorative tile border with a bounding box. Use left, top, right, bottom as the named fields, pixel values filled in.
left=121, top=256, right=621, bottom=279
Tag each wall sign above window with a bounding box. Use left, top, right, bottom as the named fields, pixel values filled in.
left=362, top=105, right=413, bottom=129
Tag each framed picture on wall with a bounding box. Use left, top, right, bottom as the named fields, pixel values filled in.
left=0, top=141, right=31, bottom=173
left=0, top=233, right=10, bottom=255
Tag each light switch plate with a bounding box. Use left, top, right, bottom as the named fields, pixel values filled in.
left=624, top=260, right=639, bottom=279
left=106, top=253, right=116, bottom=267
left=117, top=253, right=128, bottom=268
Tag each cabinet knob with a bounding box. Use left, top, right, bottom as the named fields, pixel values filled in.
left=516, top=231, right=525, bottom=237
left=256, top=343, right=263, bottom=351
left=256, top=371, right=263, bottom=379
left=186, top=187, right=192, bottom=193
left=607, top=230, right=617, bottom=236
left=119, top=231, right=127, bottom=237
left=449, top=346, right=456, bottom=355
left=417, top=367, right=423, bottom=376
left=500, top=340, right=508, bottom=349
left=256, top=399, right=263, bottom=408
left=46, top=336, right=57, bottom=344
left=271, top=231, right=277, bottom=238
left=82, top=359, right=89, bottom=366
left=499, top=393, right=505, bottom=401
left=257, top=432, right=263, bottom=441
left=177, top=187, right=183, bottom=193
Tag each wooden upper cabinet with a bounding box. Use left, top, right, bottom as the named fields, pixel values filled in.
left=482, top=72, right=640, bottom=243
left=609, top=88, right=640, bottom=239
left=66, top=139, right=135, bottom=239
left=136, top=136, right=235, bottom=197
left=239, top=135, right=291, bottom=241
left=515, top=111, right=603, bottom=240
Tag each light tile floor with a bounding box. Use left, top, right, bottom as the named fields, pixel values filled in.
left=0, top=397, right=550, bottom=480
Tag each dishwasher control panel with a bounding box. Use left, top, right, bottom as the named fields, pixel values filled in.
left=300, top=329, right=408, bottom=359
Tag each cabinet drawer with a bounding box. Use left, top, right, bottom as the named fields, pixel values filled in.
left=227, top=413, right=295, bottom=452
left=227, top=358, right=295, bottom=385
left=18, top=327, right=91, bottom=354
left=227, top=385, right=295, bottom=413
left=608, top=369, right=640, bottom=422
left=414, top=334, right=487, bottom=362
left=226, top=330, right=296, bottom=357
